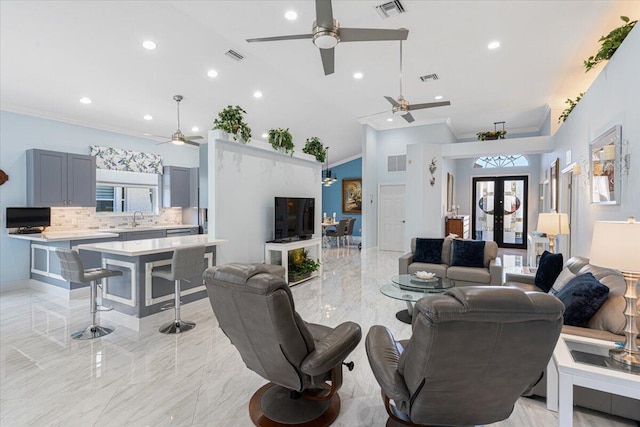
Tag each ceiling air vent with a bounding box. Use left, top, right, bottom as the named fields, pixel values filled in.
left=419, top=73, right=439, bottom=82
left=225, top=49, right=244, bottom=62
left=376, top=0, right=406, bottom=19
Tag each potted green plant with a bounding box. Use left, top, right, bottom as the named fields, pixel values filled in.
left=302, top=137, right=326, bottom=163
left=268, top=128, right=294, bottom=156
left=476, top=130, right=507, bottom=141
left=288, top=249, right=320, bottom=282
left=558, top=93, right=584, bottom=123
left=212, top=105, right=252, bottom=142
left=584, top=16, right=637, bottom=72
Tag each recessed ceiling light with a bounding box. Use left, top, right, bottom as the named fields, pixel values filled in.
left=253, top=91, right=263, bottom=98
left=387, top=118, right=393, bottom=122
left=191, top=126, right=199, bottom=132
left=142, top=40, right=157, bottom=50
left=261, top=132, right=268, bottom=138
left=434, top=95, right=443, bottom=100
left=284, top=10, right=297, bottom=20
left=79, top=97, right=92, bottom=104
left=353, top=72, right=363, bottom=79
left=488, top=40, right=500, bottom=50
left=207, top=69, right=218, bottom=78
left=143, top=114, right=153, bottom=121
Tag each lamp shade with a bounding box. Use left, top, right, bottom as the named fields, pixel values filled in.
left=537, top=213, right=569, bottom=235
left=590, top=220, right=640, bottom=273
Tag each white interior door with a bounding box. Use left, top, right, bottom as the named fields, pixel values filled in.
left=379, top=184, right=405, bottom=251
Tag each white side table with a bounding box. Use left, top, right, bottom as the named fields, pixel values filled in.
left=548, top=334, right=640, bottom=427
left=264, top=238, right=322, bottom=285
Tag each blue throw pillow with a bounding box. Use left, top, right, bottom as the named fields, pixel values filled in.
left=555, top=272, right=609, bottom=327
left=534, top=251, right=563, bottom=292
left=451, top=240, right=485, bottom=268
left=413, top=238, right=444, bottom=264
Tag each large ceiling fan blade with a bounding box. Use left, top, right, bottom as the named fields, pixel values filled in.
left=384, top=96, right=400, bottom=107
left=403, top=113, right=415, bottom=123
left=247, top=33, right=313, bottom=43
left=184, top=140, right=200, bottom=147
left=185, top=135, right=203, bottom=141
left=408, top=101, right=452, bottom=111
left=315, top=0, right=334, bottom=28
left=319, top=47, right=335, bottom=75
left=155, top=140, right=170, bottom=145
left=340, top=28, right=409, bottom=42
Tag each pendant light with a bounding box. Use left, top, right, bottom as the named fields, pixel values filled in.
left=323, top=146, right=337, bottom=187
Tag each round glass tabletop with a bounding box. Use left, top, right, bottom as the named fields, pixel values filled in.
left=380, top=275, right=453, bottom=302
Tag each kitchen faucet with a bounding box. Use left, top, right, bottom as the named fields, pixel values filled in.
left=132, top=211, right=144, bottom=228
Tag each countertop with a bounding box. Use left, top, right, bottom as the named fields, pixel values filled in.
left=77, top=235, right=227, bottom=257
left=7, top=224, right=198, bottom=242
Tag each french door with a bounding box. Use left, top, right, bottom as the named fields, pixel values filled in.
left=472, top=176, right=528, bottom=249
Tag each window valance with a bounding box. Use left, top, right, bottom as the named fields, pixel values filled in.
left=90, top=146, right=163, bottom=174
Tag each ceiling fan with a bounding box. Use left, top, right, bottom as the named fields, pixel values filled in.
left=157, top=95, right=203, bottom=147
left=246, top=0, right=408, bottom=75
left=384, top=41, right=451, bottom=123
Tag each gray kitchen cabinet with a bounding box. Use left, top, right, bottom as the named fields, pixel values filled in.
left=190, top=167, right=199, bottom=208
left=162, top=166, right=191, bottom=208
left=27, top=149, right=96, bottom=207
left=122, top=230, right=167, bottom=241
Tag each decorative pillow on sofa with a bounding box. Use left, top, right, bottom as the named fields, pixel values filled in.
left=451, top=240, right=485, bottom=268
left=555, top=272, right=609, bottom=327
left=414, top=238, right=444, bottom=264
left=534, top=251, right=563, bottom=292
left=549, top=269, right=577, bottom=296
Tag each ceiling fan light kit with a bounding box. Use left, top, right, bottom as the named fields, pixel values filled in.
left=156, top=95, right=203, bottom=147
left=312, top=21, right=340, bottom=49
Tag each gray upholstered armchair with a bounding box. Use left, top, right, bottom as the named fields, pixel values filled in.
left=204, top=263, right=362, bottom=426
left=366, top=287, right=563, bottom=426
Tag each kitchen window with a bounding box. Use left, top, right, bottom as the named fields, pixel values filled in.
left=96, top=169, right=160, bottom=214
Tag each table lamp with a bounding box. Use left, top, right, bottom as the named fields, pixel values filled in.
left=590, top=218, right=640, bottom=367
left=537, top=212, right=569, bottom=254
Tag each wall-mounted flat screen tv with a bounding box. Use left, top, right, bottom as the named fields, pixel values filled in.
left=274, top=197, right=315, bottom=241
left=6, top=207, right=51, bottom=231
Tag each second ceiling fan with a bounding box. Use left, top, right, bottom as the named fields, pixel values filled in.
left=246, top=0, right=408, bottom=75
left=384, top=41, right=451, bottom=123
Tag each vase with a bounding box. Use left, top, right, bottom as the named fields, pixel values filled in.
left=288, top=271, right=312, bottom=282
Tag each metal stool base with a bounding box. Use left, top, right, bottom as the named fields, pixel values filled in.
left=71, top=325, right=114, bottom=340
left=159, top=320, right=195, bottom=334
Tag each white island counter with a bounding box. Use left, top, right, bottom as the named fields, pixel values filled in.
left=76, top=235, right=227, bottom=319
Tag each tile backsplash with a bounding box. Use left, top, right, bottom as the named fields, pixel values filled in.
left=47, top=207, right=183, bottom=231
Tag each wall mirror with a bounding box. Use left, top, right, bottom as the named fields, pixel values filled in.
left=590, top=125, right=621, bottom=205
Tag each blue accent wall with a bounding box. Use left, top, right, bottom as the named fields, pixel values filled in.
left=322, top=157, right=362, bottom=236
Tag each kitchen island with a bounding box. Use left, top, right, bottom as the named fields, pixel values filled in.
left=77, top=235, right=227, bottom=319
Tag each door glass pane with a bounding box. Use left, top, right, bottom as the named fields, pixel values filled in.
left=475, top=181, right=494, bottom=242
left=502, top=179, right=525, bottom=244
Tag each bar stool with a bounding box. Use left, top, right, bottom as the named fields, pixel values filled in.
left=151, top=245, right=206, bottom=334
left=55, top=248, right=123, bottom=340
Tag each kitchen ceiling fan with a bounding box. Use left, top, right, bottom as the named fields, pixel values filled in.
left=246, top=0, right=408, bottom=75
left=384, top=41, right=451, bottom=123
left=157, top=95, right=203, bottom=147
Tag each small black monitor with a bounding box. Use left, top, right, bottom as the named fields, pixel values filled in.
left=6, top=207, right=51, bottom=231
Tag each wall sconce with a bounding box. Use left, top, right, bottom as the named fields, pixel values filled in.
left=620, top=139, right=630, bottom=175
left=572, top=156, right=590, bottom=190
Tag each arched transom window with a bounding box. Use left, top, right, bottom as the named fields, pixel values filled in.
left=473, top=155, right=529, bottom=168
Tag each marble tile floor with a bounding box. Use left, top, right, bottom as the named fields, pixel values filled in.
left=0, top=247, right=636, bottom=427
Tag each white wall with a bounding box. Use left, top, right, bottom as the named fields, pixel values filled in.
left=362, top=125, right=378, bottom=249
left=0, top=110, right=198, bottom=285
left=543, top=25, right=640, bottom=258
left=208, top=131, right=322, bottom=265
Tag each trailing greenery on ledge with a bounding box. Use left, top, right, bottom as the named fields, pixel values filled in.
left=302, top=137, right=326, bottom=162
left=558, top=93, right=584, bottom=123
left=476, top=130, right=507, bottom=141
left=268, top=128, right=294, bottom=156
left=584, top=16, right=637, bottom=72
left=212, top=105, right=252, bottom=142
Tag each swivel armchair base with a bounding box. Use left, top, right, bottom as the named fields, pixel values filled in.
left=249, top=383, right=340, bottom=427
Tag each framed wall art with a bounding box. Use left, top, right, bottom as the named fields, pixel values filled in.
left=342, top=178, right=362, bottom=214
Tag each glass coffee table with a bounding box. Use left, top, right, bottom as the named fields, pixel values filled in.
left=547, top=334, right=640, bottom=427
left=380, top=274, right=454, bottom=324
